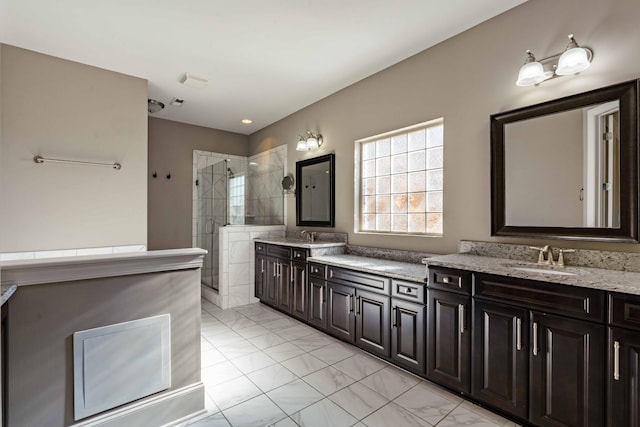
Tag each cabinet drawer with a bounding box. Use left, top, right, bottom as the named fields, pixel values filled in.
left=309, top=262, right=326, bottom=279
left=255, top=242, right=267, bottom=254
left=267, top=244, right=291, bottom=259
left=292, top=248, right=308, bottom=262
left=391, top=279, right=425, bottom=303
left=328, top=266, right=390, bottom=294
left=475, top=273, right=605, bottom=322
left=610, top=293, right=640, bottom=331
left=428, top=267, right=471, bottom=295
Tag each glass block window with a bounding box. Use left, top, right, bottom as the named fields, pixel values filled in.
left=356, top=119, right=443, bottom=235
left=228, top=175, right=245, bottom=224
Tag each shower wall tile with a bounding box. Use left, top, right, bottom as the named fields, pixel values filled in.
left=230, top=240, right=250, bottom=264
left=229, top=264, right=250, bottom=288
left=229, top=285, right=250, bottom=306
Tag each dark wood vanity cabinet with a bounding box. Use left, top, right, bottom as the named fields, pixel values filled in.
left=472, top=300, right=528, bottom=419
left=307, top=263, right=327, bottom=329
left=608, top=294, right=640, bottom=427
left=326, top=266, right=391, bottom=358
left=427, top=288, right=471, bottom=393
left=290, top=261, right=308, bottom=321
left=427, top=267, right=472, bottom=392
left=355, top=289, right=390, bottom=357
left=391, top=279, right=425, bottom=375
left=255, top=252, right=268, bottom=301
left=255, top=243, right=308, bottom=316
left=473, top=273, right=606, bottom=427
left=326, top=281, right=356, bottom=343
left=529, top=312, right=604, bottom=427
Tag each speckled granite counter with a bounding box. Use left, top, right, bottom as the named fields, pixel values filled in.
left=254, top=237, right=346, bottom=257
left=308, top=254, right=428, bottom=282
left=425, top=253, right=640, bottom=296
left=255, top=237, right=345, bottom=249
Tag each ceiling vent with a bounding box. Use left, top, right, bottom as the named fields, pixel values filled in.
left=179, top=73, right=208, bottom=89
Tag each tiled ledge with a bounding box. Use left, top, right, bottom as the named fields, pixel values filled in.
left=0, top=244, right=147, bottom=262
left=1, top=248, right=206, bottom=287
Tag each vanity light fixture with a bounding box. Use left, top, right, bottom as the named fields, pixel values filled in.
left=516, top=34, right=592, bottom=87
left=295, top=131, right=324, bottom=152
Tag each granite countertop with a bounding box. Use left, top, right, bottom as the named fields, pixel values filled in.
left=255, top=237, right=346, bottom=249
left=308, top=254, right=427, bottom=283
left=425, top=253, right=640, bottom=296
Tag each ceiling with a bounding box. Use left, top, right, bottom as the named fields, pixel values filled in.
left=0, top=0, right=526, bottom=135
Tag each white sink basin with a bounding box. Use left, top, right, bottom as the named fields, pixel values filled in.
left=502, top=262, right=578, bottom=276
left=510, top=266, right=577, bottom=276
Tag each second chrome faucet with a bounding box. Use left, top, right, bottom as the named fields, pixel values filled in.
left=529, top=245, right=575, bottom=267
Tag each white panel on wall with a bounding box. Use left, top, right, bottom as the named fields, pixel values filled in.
left=73, top=314, right=171, bottom=420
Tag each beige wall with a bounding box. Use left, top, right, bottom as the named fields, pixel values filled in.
left=0, top=45, right=148, bottom=252
left=6, top=269, right=202, bottom=426
left=147, top=118, right=249, bottom=250
left=249, top=0, right=640, bottom=254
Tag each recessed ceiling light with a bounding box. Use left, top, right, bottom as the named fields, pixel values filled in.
left=242, top=119, right=253, bottom=124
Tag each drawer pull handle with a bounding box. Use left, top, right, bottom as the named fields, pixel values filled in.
left=614, top=340, right=620, bottom=381
left=399, top=286, right=414, bottom=295
left=273, top=262, right=277, bottom=277
left=440, top=275, right=461, bottom=288
left=356, top=296, right=361, bottom=315
left=350, top=294, right=354, bottom=312
left=516, top=318, right=522, bottom=351
left=261, top=259, right=264, bottom=274
left=459, top=304, right=465, bottom=334
left=532, top=322, right=538, bottom=356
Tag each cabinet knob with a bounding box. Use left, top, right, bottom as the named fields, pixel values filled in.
left=442, top=277, right=450, bottom=284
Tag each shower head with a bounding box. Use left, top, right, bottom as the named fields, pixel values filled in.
left=227, top=168, right=235, bottom=178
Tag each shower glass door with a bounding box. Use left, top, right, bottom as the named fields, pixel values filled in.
left=196, top=156, right=228, bottom=291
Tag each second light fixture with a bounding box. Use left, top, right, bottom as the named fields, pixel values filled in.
left=516, top=34, right=592, bottom=87
left=296, top=131, right=324, bottom=152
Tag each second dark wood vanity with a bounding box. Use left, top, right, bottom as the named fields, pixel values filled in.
left=254, top=241, right=640, bottom=427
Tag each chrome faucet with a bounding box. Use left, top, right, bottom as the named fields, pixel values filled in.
left=556, top=248, right=575, bottom=267
left=529, top=245, right=555, bottom=265
left=300, top=230, right=317, bottom=243
left=529, top=245, right=575, bottom=267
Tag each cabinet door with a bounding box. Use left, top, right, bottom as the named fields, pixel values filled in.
left=427, top=289, right=471, bottom=393
left=290, top=262, right=308, bottom=321
left=356, top=289, right=390, bottom=358
left=255, top=254, right=269, bottom=300
left=530, top=312, right=604, bottom=427
left=327, top=282, right=356, bottom=343
left=308, top=278, right=327, bottom=330
left=391, top=298, right=425, bottom=374
left=263, top=257, right=278, bottom=306
left=472, top=300, right=528, bottom=419
left=608, top=327, right=640, bottom=427
left=276, top=261, right=292, bottom=313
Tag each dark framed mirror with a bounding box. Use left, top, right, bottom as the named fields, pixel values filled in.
left=296, top=153, right=335, bottom=227
left=491, top=80, right=639, bottom=242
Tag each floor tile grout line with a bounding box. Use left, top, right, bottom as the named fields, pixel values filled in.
left=202, top=301, right=515, bottom=427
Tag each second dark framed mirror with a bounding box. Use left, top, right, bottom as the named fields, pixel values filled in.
left=296, top=153, right=335, bottom=227
left=491, top=79, right=639, bottom=242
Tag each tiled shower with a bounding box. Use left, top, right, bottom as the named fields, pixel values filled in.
left=193, top=146, right=287, bottom=302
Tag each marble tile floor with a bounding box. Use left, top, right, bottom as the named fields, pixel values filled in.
left=179, top=299, right=520, bottom=427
